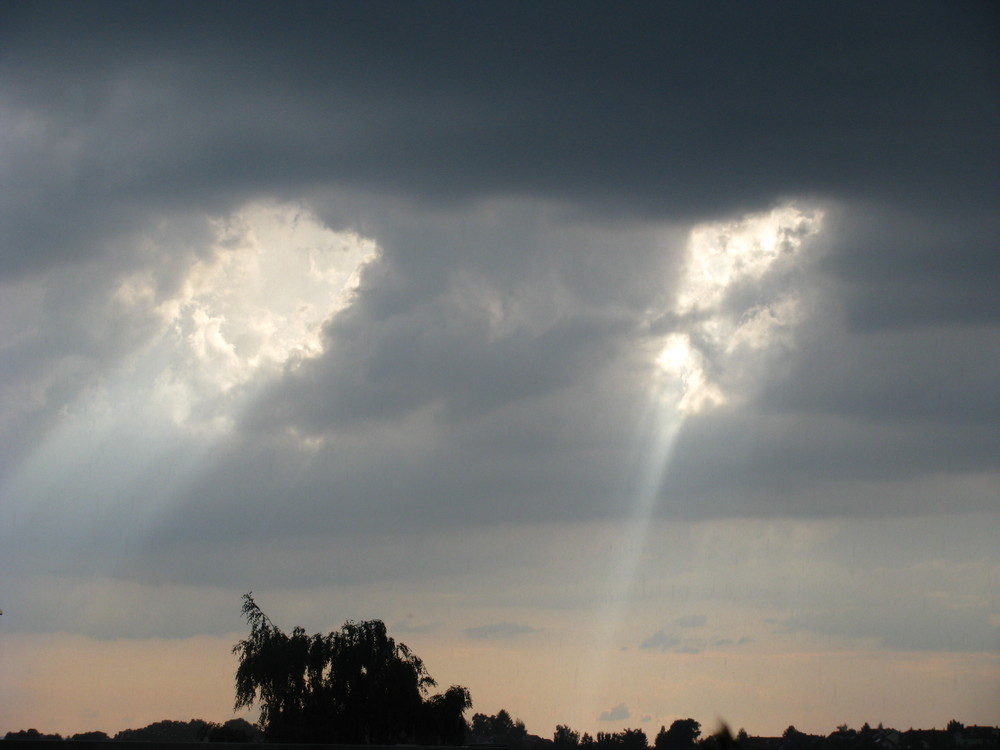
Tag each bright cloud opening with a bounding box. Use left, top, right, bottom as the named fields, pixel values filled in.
left=0, top=202, right=379, bottom=582
left=655, top=332, right=726, bottom=414
left=128, top=203, right=377, bottom=428
left=655, top=204, right=824, bottom=414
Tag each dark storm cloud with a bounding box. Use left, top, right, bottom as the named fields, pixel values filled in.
left=819, top=207, right=1000, bottom=330
left=1, top=0, right=998, bottom=548
left=245, top=212, right=655, bottom=434
left=2, top=1, right=996, bottom=276
left=252, top=277, right=627, bottom=429
left=659, top=407, right=1000, bottom=518
left=764, top=324, right=1000, bottom=425
left=145, top=368, right=645, bottom=548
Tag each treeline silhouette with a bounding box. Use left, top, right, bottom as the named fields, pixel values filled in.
left=5, top=598, right=997, bottom=749
left=7, top=716, right=998, bottom=749
left=460, top=715, right=999, bottom=750
left=2, top=719, right=260, bottom=743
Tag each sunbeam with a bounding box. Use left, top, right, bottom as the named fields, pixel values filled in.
left=580, top=204, right=824, bottom=720
left=0, top=202, right=376, bottom=579
left=3, top=4, right=997, bottom=736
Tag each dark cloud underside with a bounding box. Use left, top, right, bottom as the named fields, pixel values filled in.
left=2, top=3, right=997, bottom=274
left=0, top=2, right=997, bottom=599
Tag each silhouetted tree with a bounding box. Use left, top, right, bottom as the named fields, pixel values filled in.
left=114, top=720, right=212, bottom=742
left=471, top=709, right=528, bottom=745
left=70, top=731, right=111, bottom=742
left=4, top=729, right=63, bottom=741
left=596, top=731, right=621, bottom=750
left=555, top=725, right=582, bottom=749
left=781, top=726, right=811, bottom=750
left=207, top=719, right=262, bottom=743
left=417, top=685, right=474, bottom=745
left=700, top=723, right=739, bottom=750
left=593, top=729, right=648, bottom=750
left=233, top=593, right=471, bottom=744
left=621, top=728, right=650, bottom=750
left=656, top=720, right=701, bottom=750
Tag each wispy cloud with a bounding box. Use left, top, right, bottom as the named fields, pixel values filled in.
left=463, top=622, right=539, bottom=640
left=640, top=630, right=681, bottom=651
left=673, top=614, right=707, bottom=628
left=391, top=617, right=442, bottom=635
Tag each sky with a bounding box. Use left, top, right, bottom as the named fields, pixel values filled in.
left=1, top=0, right=998, bottom=739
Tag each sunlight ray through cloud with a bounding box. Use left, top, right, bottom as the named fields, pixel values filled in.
left=581, top=204, right=824, bottom=718
left=0, top=202, right=376, bottom=574
left=3, top=4, right=998, bottom=734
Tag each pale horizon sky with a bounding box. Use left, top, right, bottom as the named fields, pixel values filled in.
left=1, top=0, right=998, bottom=740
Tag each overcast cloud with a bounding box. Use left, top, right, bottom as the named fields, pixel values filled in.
left=0, top=0, right=997, bottom=738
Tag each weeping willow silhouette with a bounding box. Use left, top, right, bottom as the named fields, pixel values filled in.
left=233, top=593, right=471, bottom=744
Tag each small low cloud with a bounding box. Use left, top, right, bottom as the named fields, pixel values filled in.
left=463, top=622, right=539, bottom=640
left=675, top=645, right=702, bottom=654
left=673, top=614, right=707, bottom=628
left=640, top=629, right=681, bottom=650
left=599, top=703, right=630, bottom=722
left=712, top=636, right=754, bottom=647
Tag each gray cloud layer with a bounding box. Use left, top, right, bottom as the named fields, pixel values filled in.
left=1, top=2, right=997, bottom=613
left=2, top=2, right=996, bottom=271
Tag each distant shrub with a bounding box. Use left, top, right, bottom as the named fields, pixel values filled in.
left=113, top=719, right=212, bottom=742
left=69, top=731, right=111, bottom=741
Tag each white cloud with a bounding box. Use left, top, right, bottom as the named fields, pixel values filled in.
left=652, top=204, right=824, bottom=416
left=675, top=206, right=821, bottom=315
left=146, top=202, right=376, bottom=428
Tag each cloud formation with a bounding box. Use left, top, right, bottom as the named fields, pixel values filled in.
left=464, top=623, right=540, bottom=641
left=599, top=704, right=631, bottom=723
left=673, top=615, right=707, bottom=629
left=0, top=1, right=997, bottom=736
left=640, top=631, right=682, bottom=652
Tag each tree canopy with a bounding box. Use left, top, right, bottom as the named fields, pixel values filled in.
left=656, top=720, right=702, bottom=750
left=232, top=593, right=471, bottom=744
